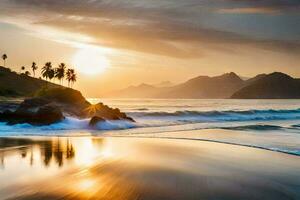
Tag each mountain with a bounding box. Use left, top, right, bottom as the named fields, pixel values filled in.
left=244, top=74, right=267, bottom=85
left=154, top=81, right=174, bottom=88
left=105, top=72, right=245, bottom=99
left=0, top=66, right=61, bottom=97
left=158, top=72, right=244, bottom=98
left=106, top=83, right=160, bottom=98
left=231, top=72, right=300, bottom=99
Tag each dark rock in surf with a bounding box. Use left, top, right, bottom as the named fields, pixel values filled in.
left=35, top=105, right=64, bottom=125
left=89, top=116, right=106, bottom=127
left=0, top=88, right=134, bottom=126
left=0, top=104, right=64, bottom=125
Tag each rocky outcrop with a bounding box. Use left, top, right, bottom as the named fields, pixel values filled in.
left=0, top=88, right=134, bottom=126
left=33, top=88, right=133, bottom=120
left=0, top=104, right=64, bottom=125
left=87, top=103, right=135, bottom=121
left=89, top=116, right=105, bottom=127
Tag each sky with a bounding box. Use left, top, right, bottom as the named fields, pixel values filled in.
left=0, top=0, right=299, bottom=97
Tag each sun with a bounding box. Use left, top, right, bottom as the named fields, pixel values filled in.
left=72, top=48, right=110, bottom=75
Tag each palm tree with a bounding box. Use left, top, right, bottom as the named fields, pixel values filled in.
left=21, top=66, right=25, bottom=73
left=25, top=71, right=31, bottom=76
left=42, top=62, right=52, bottom=81
left=70, top=72, right=77, bottom=88
left=31, top=62, right=38, bottom=77
left=66, top=69, right=77, bottom=88
left=48, top=69, right=55, bottom=82
left=2, top=54, right=7, bottom=67
left=55, top=63, right=66, bottom=85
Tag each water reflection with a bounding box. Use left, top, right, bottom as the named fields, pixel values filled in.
left=0, top=137, right=300, bottom=200
left=0, top=137, right=94, bottom=169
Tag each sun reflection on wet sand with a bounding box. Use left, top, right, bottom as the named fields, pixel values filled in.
left=0, top=136, right=300, bottom=200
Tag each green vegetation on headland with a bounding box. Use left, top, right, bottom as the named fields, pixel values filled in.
left=0, top=54, right=134, bottom=126
left=0, top=66, right=63, bottom=97
left=0, top=53, right=76, bottom=97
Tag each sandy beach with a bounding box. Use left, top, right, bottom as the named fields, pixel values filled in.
left=0, top=134, right=299, bottom=200
left=1, top=0, right=300, bottom=198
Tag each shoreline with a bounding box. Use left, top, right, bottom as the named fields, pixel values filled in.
left=1, top=127, right=300, bottom=157
left=0, top=136, right=299, bottom=199
left=108, top=134, right=300, bottom=157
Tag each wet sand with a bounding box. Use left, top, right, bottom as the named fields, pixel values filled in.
left=0, top=136, right=300, bottom=200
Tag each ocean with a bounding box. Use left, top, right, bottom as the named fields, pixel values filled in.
left=1, top=99, right=300, bottom=156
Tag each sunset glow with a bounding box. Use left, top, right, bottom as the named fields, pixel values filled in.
left=0, top=1, right=300, bottom=199
left=72, top=48, right=110, bottom=76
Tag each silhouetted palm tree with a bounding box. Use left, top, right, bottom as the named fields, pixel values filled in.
left=2, top=54, right=7, bottom=67
left=25, top=71, right=31, bottom=76
left=48, top=69, right=55, bottom=82
left=55, top=63, right=66, bottom=85
left=66, top=69, right=77, bottom=88
left=21, top=66, right=25, bottom=73
left=70, top=72, right=77, bottom=88
left=42, top=62, right=52, bottom=81
left=31, top=62, right=38, bottom=77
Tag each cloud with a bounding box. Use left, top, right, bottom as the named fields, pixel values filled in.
left=218, top=7, right=281, bottom=14
left=0, top=0, right=299, bottom=58
left=218, top=0, right=300, bottom=14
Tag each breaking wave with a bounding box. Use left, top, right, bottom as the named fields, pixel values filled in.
left=221, top=125, right=283, bottom=131
left=129, top=108, right=300, bottom=122
left=0, top=117, right=138, bottom=135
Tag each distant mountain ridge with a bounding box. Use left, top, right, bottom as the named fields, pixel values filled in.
left=104, top=71, right=300, bottom=99
left=231, top=72, right=300, bottom=99
left=0, top=66, right=61, bottom=97
left=158, top=72, right=244, bottom=98
left=154, top=81, right=174, bottom=88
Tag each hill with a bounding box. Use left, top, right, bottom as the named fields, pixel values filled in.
left=0, top=66, right=61, bottom=97
left=231, top=72, right=300, bottom=99
left=105, top=72, right=245, bottom=99
left=106, top=83, right=160, bottom=98
left=154, top=81, right=174, bottom=87
left=158, top=72, right=244, bottom=98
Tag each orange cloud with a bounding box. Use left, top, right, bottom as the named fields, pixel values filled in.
left=218, top=7, right=281, bottom=14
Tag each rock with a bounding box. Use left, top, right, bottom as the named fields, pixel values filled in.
left=35, top=88, right=91, bottom=117
left=0, top=102, right=20, bottom=112
left=89, top=116, right=105, bottom=127
left=0, top=88, right=134, bottom=126
left=122, top=116, right=135, bottom=122
left=36, top=105, right=64, bottom=125
left=19, top=97, right=50, bottom=109
left=89, top=103, right=135, bottom=122
left=35, top=88, right=134, bottom=121
left=36, top=88, right=85, bottom=103
left=0, top=110, right=14, bottom=121
left=0, top=104, right=64, bottom=125
left=15, top=97, right=50, bottom=115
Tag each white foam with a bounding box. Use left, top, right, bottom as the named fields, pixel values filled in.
left=0, top=117, right=138, bottom=135
left=95, top=120, right=137, bottom=130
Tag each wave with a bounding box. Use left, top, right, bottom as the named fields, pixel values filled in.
left=135, top=108, right=149, bottom=111
left=1, top=108, right=300, bottom=134
left=129, top=108, right=300, bottom=122
left=0, top=117, right=138, bottom=134
left=221, top=125, right=283, bottom=131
